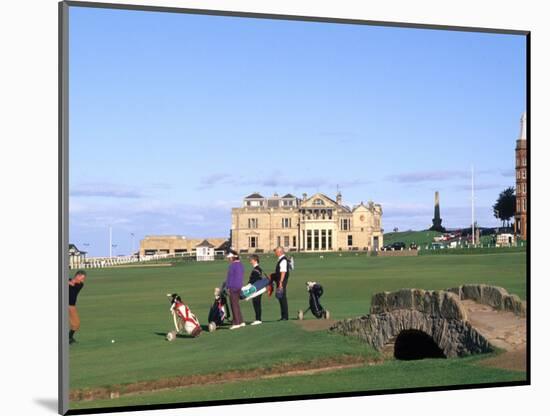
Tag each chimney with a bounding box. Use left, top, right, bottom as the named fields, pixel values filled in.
left=336, top=191, right=342, bottom=205
left=302, top=192, right=307, bottom=201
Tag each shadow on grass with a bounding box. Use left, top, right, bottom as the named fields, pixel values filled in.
left=153, top=331, right=195, bottom=339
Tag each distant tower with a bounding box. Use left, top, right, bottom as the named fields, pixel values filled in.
left=336, top=190, right=342, bottom=205
left=429, top=191, right=445, bottom=232
left=514, top=112, right=527, bottom=240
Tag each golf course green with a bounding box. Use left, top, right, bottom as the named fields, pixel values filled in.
left=69, top=250, right=527, bottom=410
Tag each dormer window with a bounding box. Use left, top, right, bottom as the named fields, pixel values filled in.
left=313, top=198, right=324, bottom=206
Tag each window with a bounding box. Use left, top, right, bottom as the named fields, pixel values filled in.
left=249, top=236, right=258, bottom=248
left=328, top=230, right=333, bottom=250
left=307, top=230, right=312, bottom=250
left=347, top=235, right=353, bottom=246
left=522, top=199, right=526, bottom=212
left=284, top=236, right=290, bottom=247
left=321, top=230, right=327, bottom=250
left=314, top=230, right=319, bottom=250
left=340, top=218, right=351, bottom=231
left=523, top=157, right=527, bottom=166
left=522, top=169, right=526, bottom=179
left=313, top=198, right=325, bottom=206
left=277, top=236, right=281, bottom=247
left=517, top=200, right=520, bottom=213
left=248, top=218, right=258, bottom=228
left=292, top=236, right=297, bottom=247
left=282, top=218, right=291, bottom=228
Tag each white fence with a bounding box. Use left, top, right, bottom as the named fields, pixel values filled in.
left=69, top=250, right=227, bottom=269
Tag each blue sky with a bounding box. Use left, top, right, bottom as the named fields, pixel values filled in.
left=68, top=6, right=526, bottom=257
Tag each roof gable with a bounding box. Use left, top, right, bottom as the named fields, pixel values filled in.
left=245, top=193, right=264, bottom=199
left=196, top=239, right=215, bottom=248
left=301, top=193, right=341, bottom=208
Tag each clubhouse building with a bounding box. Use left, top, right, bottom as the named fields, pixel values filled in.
left=231, top=192, right=383, bottom=253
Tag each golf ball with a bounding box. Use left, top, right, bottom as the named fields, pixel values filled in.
left=111, top=339, right=115, bottom=343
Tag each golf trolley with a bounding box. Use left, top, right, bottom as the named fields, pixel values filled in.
left=166, top=293, right=201, bottom=341
left=298, top=281, right=330, bottom=320
left=207, top=287, right=230, bottom=332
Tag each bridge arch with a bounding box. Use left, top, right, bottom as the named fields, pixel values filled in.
left=330, top=288, right=494, bottom=358
left=393, top=329, right=446, bottom=360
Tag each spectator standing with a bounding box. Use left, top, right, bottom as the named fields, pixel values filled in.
left=248, top=254, right=264, bottom=325
left=68, top=270, right=86, bottom=344
left=272, top=246, right=291, bottom=321
left=224, top=250, right=245, bottom=329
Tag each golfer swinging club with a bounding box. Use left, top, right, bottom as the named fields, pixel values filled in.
left=272, top=246, right=290, bottom=321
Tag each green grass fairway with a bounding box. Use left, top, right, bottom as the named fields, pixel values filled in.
left=69, top=251, right=526, bottom=410
left=72, top=354, right=525, bottom=410
left=382, top=230, right=442, bottom=246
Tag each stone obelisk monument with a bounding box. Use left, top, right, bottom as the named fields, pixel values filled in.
left=429, top=191, right=445, bottom=232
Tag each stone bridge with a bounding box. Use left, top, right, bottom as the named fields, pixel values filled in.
left=330, top=284, right=526, bottom=359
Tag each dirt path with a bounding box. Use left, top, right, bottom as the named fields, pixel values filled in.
left=477, top=347, right=527, bottom=372
left=294, top=319, right=336, bottom=331
left=463, top=300, right=527, bottom=372
left=464, top=300, right=526, bottom=351
left=69, top=355, right=377, bottom=402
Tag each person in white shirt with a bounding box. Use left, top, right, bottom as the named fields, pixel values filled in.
left=272, top=246, right=291, bottom=321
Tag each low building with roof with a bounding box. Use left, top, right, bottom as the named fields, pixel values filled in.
left=139, top=235, right=228, bottom=257
left=68, top=243, right=87, bottom=269
left=196, top=239, right=216, bottom=261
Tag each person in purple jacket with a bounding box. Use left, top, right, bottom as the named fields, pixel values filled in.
left=224, top=249, right=246, bottom=330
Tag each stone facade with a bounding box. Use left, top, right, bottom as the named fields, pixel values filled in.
left=139, top=235, right=228, bottom=256
left=514, top=112, right=528, bottom=241
left=231, top=192, right=383, bottom=253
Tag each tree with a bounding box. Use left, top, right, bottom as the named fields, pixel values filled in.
left=492, top=187, right=516, bottom=228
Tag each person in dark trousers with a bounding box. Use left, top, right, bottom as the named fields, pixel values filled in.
left=272, top=246, right=290, bottom=321
left=224, top=250, right=245, bottom=330
left=68, top=270, right=86, bottom=344
left=248, top=254, right=264, bottom=325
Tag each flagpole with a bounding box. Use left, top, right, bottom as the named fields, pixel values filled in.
left=471, top=165, right=475, bottom=245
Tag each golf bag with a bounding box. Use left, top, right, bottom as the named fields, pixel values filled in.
left=167, top=293, right=201, bottom=339
left=308, top=282, right=325, bottom=318
left=298, top=282, right=330, bottom=320
left=240, top=277, right=271, bottom=300
left=208, top=288, right=230, bottom=329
